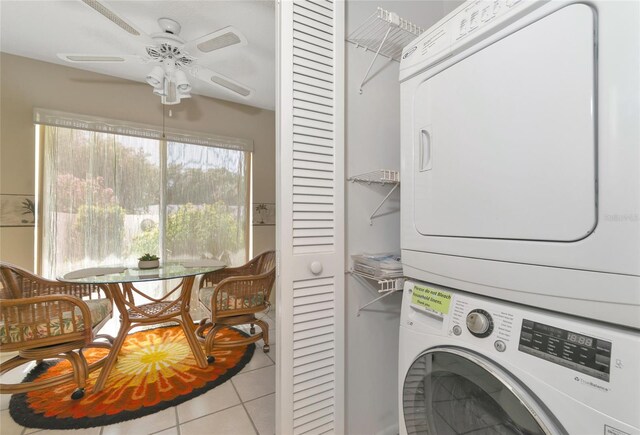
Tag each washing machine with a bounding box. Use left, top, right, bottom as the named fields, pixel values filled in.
left=399, top=280, right=640, bottom=435
left=399, top=0, right=640, bottom=328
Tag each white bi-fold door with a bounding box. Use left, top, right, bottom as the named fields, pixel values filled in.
left=276, top=0, right=345, bottom=433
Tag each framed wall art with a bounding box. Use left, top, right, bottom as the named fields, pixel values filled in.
left=253, top=203, right=275, bottom=226
left=0, top=194, right=36, bottom=227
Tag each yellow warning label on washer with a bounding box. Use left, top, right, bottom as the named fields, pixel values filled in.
left=411, top=285, right=452, bottom=315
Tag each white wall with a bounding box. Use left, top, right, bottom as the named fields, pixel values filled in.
left=345, top=1, right=463, bottom=434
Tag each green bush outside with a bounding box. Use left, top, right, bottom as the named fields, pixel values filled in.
left=132, top=202, right=243, bottom=258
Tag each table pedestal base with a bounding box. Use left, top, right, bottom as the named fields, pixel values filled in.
left=93, top=277, right=208, bottom=393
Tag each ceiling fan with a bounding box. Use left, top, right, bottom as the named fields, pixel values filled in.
left=57, top=0, right=252, bottom=105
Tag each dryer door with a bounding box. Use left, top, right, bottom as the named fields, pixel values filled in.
left=412, top=3, right=596, bottom=242
left=403, top=348, right=564, bottom=435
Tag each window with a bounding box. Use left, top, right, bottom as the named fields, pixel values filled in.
left=37, top=110, right=252, bottom=278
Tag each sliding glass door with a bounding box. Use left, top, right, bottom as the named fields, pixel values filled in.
left=41, top=125, right=250, bottom=278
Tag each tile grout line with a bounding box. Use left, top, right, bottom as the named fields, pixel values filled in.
left=230, top=379, right=260, bottom=435
left=239, top=359, right=274, bottom=375
left=176, top=382, right=276, bottom=427
left=178, top=401, right=242, bottom=426
left=244, top=391, right=276, bottom=405
left=265, top=349, right=276, bottom=365
left=175, top=406, right=181, bottom=435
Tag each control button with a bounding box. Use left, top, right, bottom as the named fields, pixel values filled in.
left=452, top=325, right=462, bottom=336
left=506, top=0, right=513, bottom=7
left=469, top=11, right=479, bottom=29
left=494, top=340, right=506, bottom=352
left=481, top=6, right=491, bottom=21
left=466, top=309, right=494, bottom=338
left=459, top=18, right=468, bottom=36
left=597, top=340, right=612, bottom=353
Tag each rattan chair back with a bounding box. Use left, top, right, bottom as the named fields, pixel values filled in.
left=196, top=251, right=276, bottom=358
left=0, top=262, right=113, bottom=399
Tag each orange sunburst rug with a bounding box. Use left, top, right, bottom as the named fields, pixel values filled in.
left=9, top=325, right=254, bottom=429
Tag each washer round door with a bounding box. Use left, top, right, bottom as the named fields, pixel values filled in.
left=403, top=348, right=564, bottom=435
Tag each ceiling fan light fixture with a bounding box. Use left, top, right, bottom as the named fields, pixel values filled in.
left=58, top=14, right=253, bottom=106
left=153, top=85, right=166, bottom=97
left=174, top=70, right=192, bottom=93
left=161, top=96, right=181, bottom=105
left=148, top=64, right=191, bottom=104
left=160, top=80, right=181, bottom=105
left=146, top=66, right=165, bottom=87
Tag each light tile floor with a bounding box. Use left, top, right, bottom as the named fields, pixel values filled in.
left=0, top=309, right=276, bottom=435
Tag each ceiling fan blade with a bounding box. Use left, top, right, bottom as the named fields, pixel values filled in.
left=79, top=0, right=153, bottom=45
left=183, top=26, right=247, bottom=57
left=70, top=78, right=142, bottom=85
left=57, top=53, right=144, bottom=64
left=192, top=67, right=252, bottom=98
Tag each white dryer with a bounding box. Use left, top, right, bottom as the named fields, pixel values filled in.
left=399, top=0, right=640, bottom=327
left=399, top=281, right=640, bottom=435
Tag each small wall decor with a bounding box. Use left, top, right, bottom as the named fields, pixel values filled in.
left=0, top=194, right=36, bottom=227
left=253, top=203, right=275, bottom=226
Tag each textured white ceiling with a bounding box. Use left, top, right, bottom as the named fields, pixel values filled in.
left=0, top=0, right=276, bottom=110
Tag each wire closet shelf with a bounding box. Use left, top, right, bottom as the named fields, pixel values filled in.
left=348, top=169, right=399, bottom=185
left=347, top=7, right=424, bottom=93
left=349, top=170, right=400, bottom=224
left=347, top=7, right=424, bottom=61
left=351, top=270, right=405, bottom=316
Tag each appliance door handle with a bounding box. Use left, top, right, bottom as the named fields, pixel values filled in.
left=419, top=128, right=432, bottom=171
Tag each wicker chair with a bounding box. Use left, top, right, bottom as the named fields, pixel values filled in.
left=0, top=262, right=113, bottom=399
left=196, top=251, right=275, bottom=362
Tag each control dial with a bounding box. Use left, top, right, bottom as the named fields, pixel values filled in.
left=466, top=309, right=494, bottom=338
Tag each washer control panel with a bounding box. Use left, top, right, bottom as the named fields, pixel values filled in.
left=401, top=280, right=640, bottom=428
left=518, top=319, right=613, bottom=382
left=448, top=294, right=514, bottom=344
left=466, top=309, right=494, bottom=337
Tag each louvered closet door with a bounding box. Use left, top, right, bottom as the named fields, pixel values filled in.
left=276, top=0, right=345, bottom=434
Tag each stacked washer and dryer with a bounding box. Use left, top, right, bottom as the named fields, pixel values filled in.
left=398, top=1, right=640, bottom=434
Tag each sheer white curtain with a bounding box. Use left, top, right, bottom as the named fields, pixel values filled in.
left=165, top=142, right=249, bottom=265
left=38, top=111, right=251, bottom=278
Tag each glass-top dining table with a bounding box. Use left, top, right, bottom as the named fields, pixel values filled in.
left=59, top=262, right=225, bottom=393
